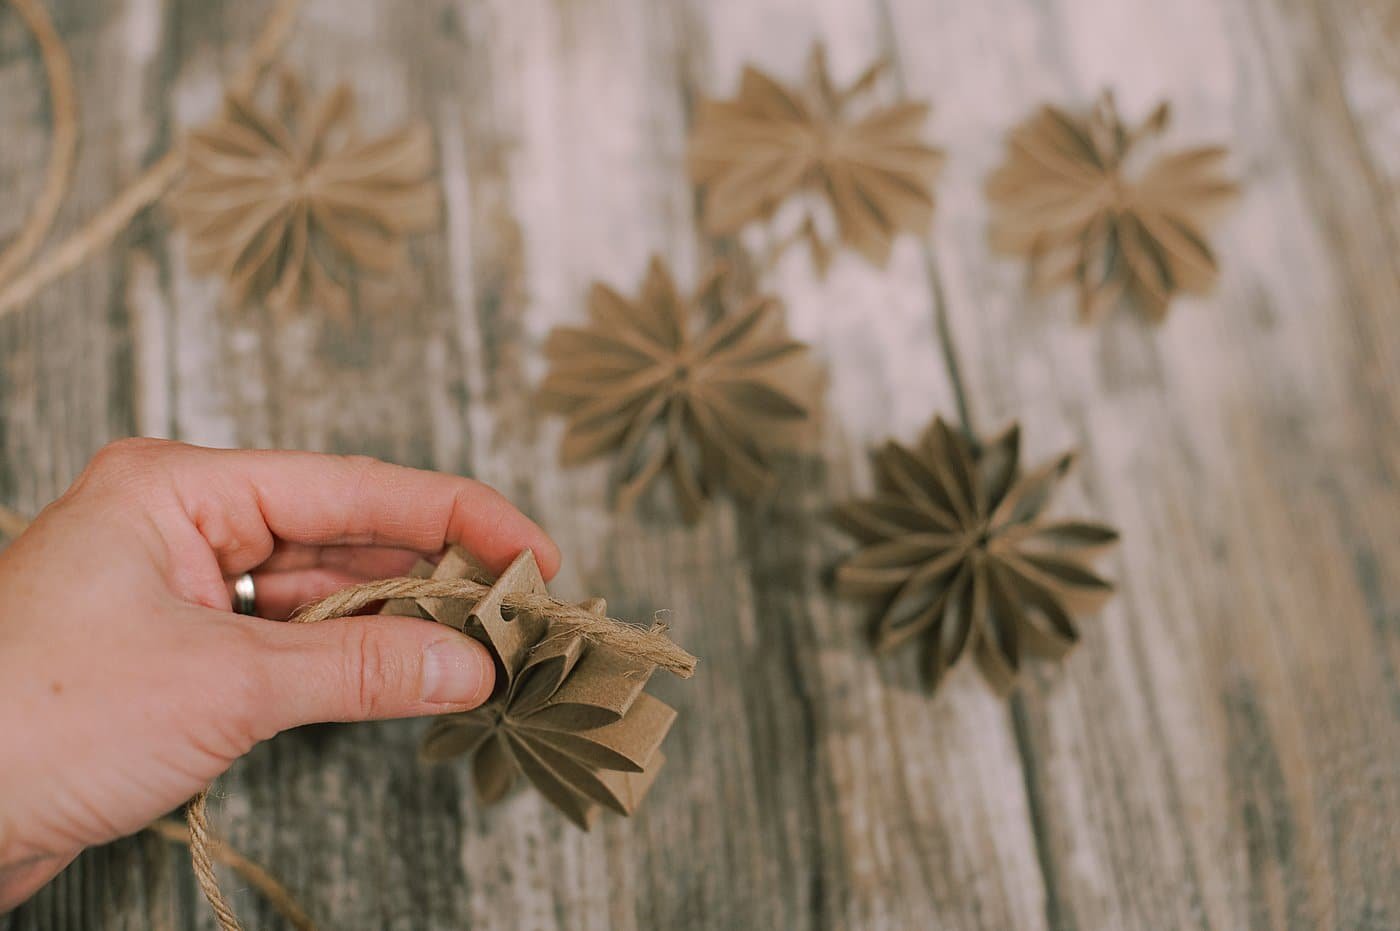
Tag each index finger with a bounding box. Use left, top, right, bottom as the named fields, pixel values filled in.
left=150, top=443, right=561, bottom=579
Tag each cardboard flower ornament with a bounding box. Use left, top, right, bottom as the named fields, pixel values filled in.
left=171, top=70, right=440, bottom=317
left=540, top=256, right=819, bottom=522
left=689, top=43, right=944, bottom=270
left=987, top=92, right=1238, bottom=322
left=833, top=418, right=1120, bottom=694
left=388, top=548, right=678, bottom=828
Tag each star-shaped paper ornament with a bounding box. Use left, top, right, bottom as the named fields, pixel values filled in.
left=171, top=70, right=439, bottom=318
left=688, top=44, right=944, bottom=271
left=987, top=91, right=1238, bottom=322
left=390, top=548, right=677, bottom=829
left=539, top=256, right=819, bottom=522
left=833, top=417, right=1119, bottom=694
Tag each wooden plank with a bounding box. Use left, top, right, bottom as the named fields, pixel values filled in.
left=2, top=0, right=1397, bottom=928
left=1325, top=0, right=1400, bottom=193
left=878, top=1, right=1400, bottom=930
left=0, top=0, right=143, bottom=510
left=666, top=1, right=1057, bottom=928
left=1, top=1, right=171, bottom=925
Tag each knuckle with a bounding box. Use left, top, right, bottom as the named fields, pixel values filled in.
left=216, top=622, right=278, bottom=745
left=339, top=453, right=384, bottom=472
left=450, top=480, right=508, bottom=537
left=227, top=668, right=275, bottom=746
left=88, top=437, right=168, bottom=474
left=336, top=455, right=387, bottom=542
left=341, top=624, right=407, bottom=719
left=72, top=438, right=176, bottom=502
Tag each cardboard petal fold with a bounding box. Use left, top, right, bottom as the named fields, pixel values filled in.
left=397, top=548, right=678, bottom=828
left=832, top=417, right=1120, bottom=695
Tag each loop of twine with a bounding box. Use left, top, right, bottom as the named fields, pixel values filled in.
left=291, top=576, right=698, bottom=678
left=186, top=791, right=243, bottom=931
left=150, top=796, right=314, bottom=931
left=0, top=0, right=78, bottom=290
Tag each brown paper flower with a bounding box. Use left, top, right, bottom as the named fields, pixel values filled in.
left=688, top=44, right=944, bottom=270
left=539, top=256, right=818, bottom=523
left=833, top=417, right=1119, bottom=693
left=171, top=71, right=439, bottom=317
left=987, top=92, right=1238, bottom=322
left=392, top=548, right=677, bottom=829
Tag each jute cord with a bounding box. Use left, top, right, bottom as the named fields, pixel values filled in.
left=0, top=150, right=184, bottom=316
left=291, top=577, right=698, bottom=677
left=149, top=803, right=315, bottom=931
left=0, top=0, right=78, bottom=289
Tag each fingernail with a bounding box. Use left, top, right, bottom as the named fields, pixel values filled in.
left=421, top=637, right=495, bottom=706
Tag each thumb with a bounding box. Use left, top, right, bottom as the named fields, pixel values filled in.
left=248, top=615, right=497, bottom=732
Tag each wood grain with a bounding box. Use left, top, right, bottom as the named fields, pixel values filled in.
left=1, top=0, right=1396, bottom=928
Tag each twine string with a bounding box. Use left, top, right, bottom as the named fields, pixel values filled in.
left=3, top=512, right=692, bottom=930
left=180, top=791, right=249, bottom=931
left=149, top=800, right=314, bottom=931
left=0, top=0, right=79, bottom=288
left=0, top=151, right=184, bottom=316
left=291, top=577, right=698, bottom=677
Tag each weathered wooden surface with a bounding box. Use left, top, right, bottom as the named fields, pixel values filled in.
left=1, top=0, right=1397, bottom=928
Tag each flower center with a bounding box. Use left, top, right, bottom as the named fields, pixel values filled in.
left=668, top=349, right=701, bottom=394
left=810, top=122, right=844, bottom=168
left=1105, top=171, right=1132, bottom=206
left=282, top=154, right=322, bottom=200
left=274, top=167, right=315, bottom=204
left=967, top=522, right=997, bottom=551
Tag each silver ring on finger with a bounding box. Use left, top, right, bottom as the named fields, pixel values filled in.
left=233, top=572, right=257, bottom=616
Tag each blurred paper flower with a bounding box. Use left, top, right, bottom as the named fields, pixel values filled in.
left=987, top=92, right=1238, bottom=322
left=689, top=44, right=944, bottom=270
left=540, top=256, right=817, bottom=522
left=171, top=71, right=439, bottom=317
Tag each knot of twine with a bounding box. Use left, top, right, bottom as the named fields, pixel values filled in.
left=291, top=576, right=697, bottom=678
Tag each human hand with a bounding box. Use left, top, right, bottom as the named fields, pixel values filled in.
left=0, top=439, right=559, bottom=911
